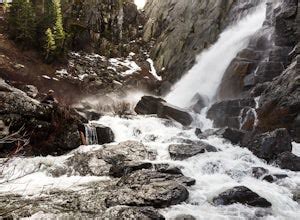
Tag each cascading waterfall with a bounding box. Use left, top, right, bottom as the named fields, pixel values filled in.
left=165, top=3, right=266, bottom=107
left=84, top=124, right=98, bottom=145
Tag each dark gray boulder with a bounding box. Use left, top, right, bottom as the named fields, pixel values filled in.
left=134, top=96, right=166, bottom=115
left=276, top=152, right=300, bottom=171
left=242, top=128, right=292, bottom=162
left=174, top=214, right=196, bottom=220
left=157, top=102, right=193, bottom=126
left=216, top=127, right=246, bottom=145
left=109, top=161, right=153, bottom=178
left=169, top=142, right=217, bottom=161
left=135, top=96, right=193, bottom=126
left=95, top=124, right=115, bottom=145
left=213, top=186, right=272, bottom=208
left=102, top=206, right=165, bottom=220
left=189, top=93, right=209, bottom=113
left=207, top=98, right=256, bottom=129
left=105, top=170, right=191, bottom=208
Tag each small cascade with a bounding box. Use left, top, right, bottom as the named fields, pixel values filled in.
left=84, top=124, right=98, bottom=145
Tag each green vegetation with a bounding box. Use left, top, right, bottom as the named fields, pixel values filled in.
left=8, top=0, right=36, bottom=47
left=44, top=28, right=56, bottom=61
left=7, top=0, right=66, bottom=61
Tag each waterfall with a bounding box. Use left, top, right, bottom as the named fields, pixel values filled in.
left=84, top=124, right=98, bottom=145
left=165, top=3, right=266, bottom=108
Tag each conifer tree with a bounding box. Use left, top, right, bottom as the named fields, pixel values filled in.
left=8, top=0, right=36, bottom=47
left=52, top=0, right=65, bottom=51
left=3, top=0, right=10, bottom=13
left=44, top=28, right=56, bottom=60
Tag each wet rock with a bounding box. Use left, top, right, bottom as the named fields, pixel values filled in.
left=174, top=214, right=196, bottom=220
left=217, top=127, right=246, bottom=145
left=106, top=170, right=191, bottom=208
left=195, top=128, right=202, bottom=136
left=252, top=167, right=288, bottom=183
left=276, top=152, right=300, bottom=171
left=242, top=128, right=292, bottom=162
left=135, top=96, right=193, bottom=126
left=252, top=167, right=269, bottom=179
left=169, top=142, right=217, bottom=161
left=263, top=174, right=288, bottom=183
left=213, top=186, right=272, bottom=208
left=65, top=141, right=156, bottom=177
left=154, top=164, right=183, bottom=175
left=94, top=124, right=115, bottom=145
left=257, top=58, right=300, bottom=142
left=189, top=93, right=209, bottom=113
left=207, top=98, right=256, bottom=129
left=102, top=206, right=165, bottom=220
left=134, top=96, right=166, bottom=115
left=109, top=161, right=153, bottom=178
left=157, top=102, right=193, bottom=126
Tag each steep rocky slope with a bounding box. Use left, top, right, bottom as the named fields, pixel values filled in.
left=143, top=0, right=262, bottom=86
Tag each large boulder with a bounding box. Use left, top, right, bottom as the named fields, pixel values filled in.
left=64, top=141, right=157, bottom=177
left=207, top=98, right=256, bottom=129
left=257, top=56, right=300, bottom=142
left=242, top=128, right=292, bottom=162
left=0, top=79, right=86, bottom=156
left=95, top=124, right=115, bottom=145
left=169, top=142, right=217, bottom=161
left=135, top=96, right=193, bottom=126
left=102, top=206, right=165, bottom=220
left=276, top=152, right=300, bottom=171
left=213, top=186, right=272, bottom=208
left=157, top=102, right=193, bottom=126
left=105, top=170, right=190, bottom=208
left=134, top=96, right=166, bottom=115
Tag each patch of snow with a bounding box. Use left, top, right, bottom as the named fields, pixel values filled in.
left=78, top=74, right=88, bottom=81
left=147, top=58, right=162, bottom=81
left=292, top=142, right=300, bottom=157
left=42, top=75, right=51, bottom=80
left=56, top=69, right=68, bottom=77
left=109, top=58, right=141, bottom=76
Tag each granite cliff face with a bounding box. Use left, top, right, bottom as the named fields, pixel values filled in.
left=143, top=0, right=262, bottom=86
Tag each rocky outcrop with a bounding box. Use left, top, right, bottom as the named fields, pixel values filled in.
left=143, top=0, right=261, bottom=85
left=256, top=58, right=300, bottom=142
left=252, top=167, right=288, bottom=183
left=135, top=96, right=193, bottom=126
left=106, top=170, right=190, bottom=208
left=62, top=141, right=156, bottom=177
left=207, top=98, right=256, bottom=129
left=241, top=128, right=292, bottom=162
left=217, top=0, right=298, bottom=100
left=0, top=79, right=86, bottom=156
left=64, top=0, right=145, bottom=55
left=213, top=186, right=272, bottom=207
left=169, top=142, right=218, bottom=161
left=276, top=152, right=300, bottom=171
left=102, top=206, right=165, bottom=220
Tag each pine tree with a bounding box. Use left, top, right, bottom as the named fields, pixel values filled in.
left=44, top=28, right=56, bottom=60
left=3, top=0, right=10, bottom=13
left=52, top=0, right=65, bottom=51
left=8, top=0, right=36, bottom=47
